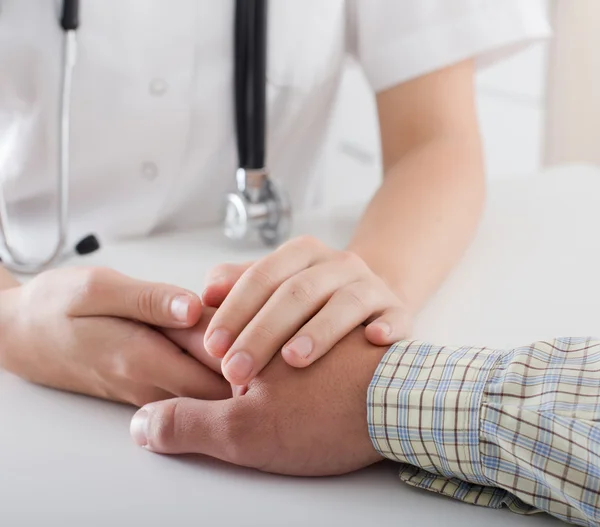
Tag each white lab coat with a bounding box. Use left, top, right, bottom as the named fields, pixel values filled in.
left=0, top=0, right=549, bottom=258
left=544, top=0, right=600, bottom=167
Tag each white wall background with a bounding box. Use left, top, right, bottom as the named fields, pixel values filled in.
left=322, top=42, right=549, bottom=208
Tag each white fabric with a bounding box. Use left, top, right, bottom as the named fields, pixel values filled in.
left=0, top=0, right=549, bottom=259
left=544, top=0, right=600, bottom=167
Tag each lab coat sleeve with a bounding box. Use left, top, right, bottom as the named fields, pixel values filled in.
left=347, top=0, right=552, bottom=93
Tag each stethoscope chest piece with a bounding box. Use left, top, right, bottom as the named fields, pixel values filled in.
left=224, top=168, right=291, bottom=247
left=225, top=0, right=291, bottom=248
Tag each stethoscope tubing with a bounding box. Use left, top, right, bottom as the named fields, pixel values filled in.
left=0, top=4, right=78, bottom=274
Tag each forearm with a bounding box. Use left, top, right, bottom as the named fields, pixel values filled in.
left=0, top=266, right=19, bottom=290
left=368, top=338, right=600, bottom=526
left=348, top=136, right=484, bottom=314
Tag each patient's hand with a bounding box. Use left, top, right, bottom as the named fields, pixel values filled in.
left=132, top=326, right=387, bottom=476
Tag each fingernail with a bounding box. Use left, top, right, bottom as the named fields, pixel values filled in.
left=232, top=385, right=248, bottom=398
left=372, top=322, right=392, bottom=336
left=205, top=329, right=233, bottom=355
left=130, top=409, right=148, bottom=447
left=170, top=295, right=191, bottom=322
left=224, top=352, right=254, bottom=382
left=285, top=335, right=314, bottom=359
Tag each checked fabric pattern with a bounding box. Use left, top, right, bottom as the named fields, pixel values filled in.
left=368, top=338, right=600, bottom=526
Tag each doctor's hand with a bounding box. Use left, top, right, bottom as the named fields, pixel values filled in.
left=201, top=236, right=411, bottom=387
left=130, top=326, right=386, bottom=476
left=0, top=267, right=231, bottom=406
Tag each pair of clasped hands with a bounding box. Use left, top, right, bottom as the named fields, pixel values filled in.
left=0, top=237, right=411, bottom=475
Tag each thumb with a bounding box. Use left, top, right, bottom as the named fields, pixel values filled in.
left=66, top=268, right=202, bottom=328
left=130, top=398, right=239, bottom=458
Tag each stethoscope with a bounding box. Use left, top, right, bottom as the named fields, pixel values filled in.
left=0, top=0, right=290, bottom=275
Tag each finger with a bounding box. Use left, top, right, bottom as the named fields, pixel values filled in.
left=219, top=260, right=355, bottom=385
left=204, top=236, right=332, bottom=358
left=136, top=331, right=231, bottom=400
left=364, top=307, right=413, bottom=346
left=232, top=385, right=248, bottom=398
left=130, top=397, right=250, bottom=462
left=160, top=352, right=231, bottom=401
left=160, top=308, right=223, bottom=375
left=202, top=262, right=252, bottom=308
left=280, top=281, right=395, bottom=368
left=66, top=268, right=202, bottom=328
left=204, top=261, right=254, bottom=285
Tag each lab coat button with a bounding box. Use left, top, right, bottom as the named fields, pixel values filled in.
left=141, top=162, right=159, bottom=181
left=149, top=78, right=168, bottom=96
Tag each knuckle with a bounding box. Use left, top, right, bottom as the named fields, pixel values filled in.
left=339, top=283, right=372, bottom=313
left=111, top=353, right=140, bottom=383
left=80, top=266, right=114, bottom=288
left=247, top=323, right=278, bottom=347
left=146, top=400, right=179, bottom=451
left=338, top=250, right=367, bottom=270
left=293, top=234, right=322, bottom=250
left=243, top=265, right=276, bottom=291
left=133, top=286, right=164, bottom=324
left=282, top=276, right=318, bottom=307
left=110, top=330, right=146, bottom=382
left=65, top=267, right=114, bottom=314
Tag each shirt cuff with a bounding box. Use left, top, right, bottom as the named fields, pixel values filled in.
left=367, top=340, right=503, bottom=486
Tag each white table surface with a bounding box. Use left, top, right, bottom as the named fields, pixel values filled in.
left=2, top=166, right=599, bottom=527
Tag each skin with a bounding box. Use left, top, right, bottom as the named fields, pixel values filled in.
left=132, top=317, right=388, bottom=477
left=200, top=59, right=484, bottom=387
left=0, top=268, right=18, bottom=290
left=0, top=60, right=483, bottom=408
left=351, top=59, right=484, bottom=311
left=0, top=267, right=230, bottom=406
left=202, top=236, right=410, bottom=388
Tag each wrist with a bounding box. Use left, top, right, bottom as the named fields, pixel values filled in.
left=334, top=329, right=394, bottom=464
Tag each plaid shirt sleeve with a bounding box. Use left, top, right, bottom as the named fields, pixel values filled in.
left=367, top=337, right=600, bottom=526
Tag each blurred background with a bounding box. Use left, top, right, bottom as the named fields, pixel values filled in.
left=322, top=0, right=595, bottom=208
